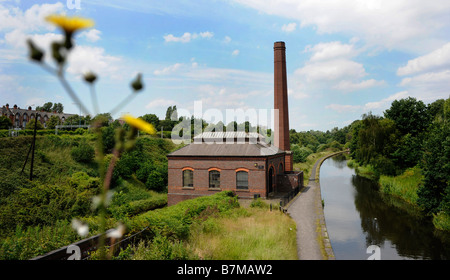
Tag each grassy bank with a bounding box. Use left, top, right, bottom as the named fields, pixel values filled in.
left=347, top=159, right=450, bottom=232
left=186, top=202, right=298, bottom=260
left=109, top=194, right=298, bottom=260
left=379, top=166, right=422, bottom=206
left=294, top=149, right=342, bottom=185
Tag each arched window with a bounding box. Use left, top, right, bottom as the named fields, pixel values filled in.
left=23, top=113, right=28, bottom=128
left=14, top=113, right=20, bottom=128
left=279, top=162, right=284, bottom=173
left=209, top=170, right=220, bottom=188
left=182, top=169, right=194, bottom=187
left=236, top=170, right=248, bottom=189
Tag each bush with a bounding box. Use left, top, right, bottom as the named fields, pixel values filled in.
left=127, top=191, right=239, bottom=241
left=292, top=145, right=313, bottom=163
left=70, top=140, right=94, bottom=163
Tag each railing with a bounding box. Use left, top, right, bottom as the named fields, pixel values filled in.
left=31, top=227, right=149, bottom=260
left=279, top=185, right=301, bottom=208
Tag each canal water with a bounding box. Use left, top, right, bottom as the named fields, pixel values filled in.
left=320, top=154, right=450, bottom=260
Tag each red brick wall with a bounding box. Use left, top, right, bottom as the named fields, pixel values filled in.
left=168, top=154, right=285, bottom=206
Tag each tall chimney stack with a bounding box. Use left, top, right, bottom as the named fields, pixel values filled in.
left=274, top=41, right=293, bottom=171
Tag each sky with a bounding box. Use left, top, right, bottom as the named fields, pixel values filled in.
left=1, top=0, right=449, bottom=132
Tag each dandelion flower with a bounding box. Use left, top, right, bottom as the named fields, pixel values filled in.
left=46, top=14, right=94, bottom=49
left=122, top=114, right=156, bottom=135
left=45, top=14, right=94, bottom=34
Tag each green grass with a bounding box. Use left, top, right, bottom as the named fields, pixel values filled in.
left=432, top=212, right=450, bottom=232
left=379, top=166, right=423, bottom=205
left=186, top=204, right=298, bottom=260
left=294, top=149, right=340, bottom=185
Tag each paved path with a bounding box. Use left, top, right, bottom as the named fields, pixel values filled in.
left=287, top=153, right=339, bottom=260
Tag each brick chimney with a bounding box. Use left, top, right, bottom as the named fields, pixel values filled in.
left=273, top=41, right=293, bottom=171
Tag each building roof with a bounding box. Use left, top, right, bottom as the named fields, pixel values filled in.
left=168, top=132, right=285, bottom=157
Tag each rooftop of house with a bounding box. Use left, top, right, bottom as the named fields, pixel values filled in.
left=168, top=131, right=285, bottom=157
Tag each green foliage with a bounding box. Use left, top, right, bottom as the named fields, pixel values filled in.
left=379, top=166, right=423, bottom=205
left=417, top=120, right=450, bottom=215
left=0, top=116, right=12, bottom=129
left=0, top=220, right=78, bottom=260
left=25, top=119, right=44, bottom=130
left=349, top=96, right=450, bottom=229
left=129, top=236, right=192, bottom=260
left=384, top=97, right=430, bottom=136
left=292, top=145, right=313, bottom=163
left=46, top=115, right=60, bottom=129
left=128, top=191, right=239, bottom=241
left=70, top=139, right=95, bottom=163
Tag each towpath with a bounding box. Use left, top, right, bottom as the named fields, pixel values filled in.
left=286, top=153, right=341, bottom=260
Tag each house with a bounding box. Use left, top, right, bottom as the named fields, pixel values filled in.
left=167, top=41, right=302, bottom=205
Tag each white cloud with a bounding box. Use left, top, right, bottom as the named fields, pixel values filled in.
left=400, top=70, right=450, bottom=87
left=281, top=22, right=296, bottom=33
left=223, top=36, right=232, bottom=43
left=163, top=31, right=214, bottom=43
left=294, top=40, right=384, bottom=93
left=153, top=63, right=184, bottom=75
left=80, top=29, right=102, bottom=42
left=199, top=31, right=214, bottom=39
left=0, top=2, right=64, bottom=32
left=295, top=59, right=366, bottom=83
left=334, top=79, right=386, bottom=92
left=305, top=41, right=358, bottom=62
left=66, top=45, right=122, bottom=79
left=397, top=42, right=450, bottom=76
left=231, top=49, right=240, bottom=56
left=364, top=91, right=408, bottom=110
left=233, top=0, right=450, bottom=53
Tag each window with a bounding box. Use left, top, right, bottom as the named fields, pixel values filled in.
left=183, top=169, right=193, bottom=187
left=236, top=171, right=248, bottom=189
left=209, top=170, right=220, bottom=188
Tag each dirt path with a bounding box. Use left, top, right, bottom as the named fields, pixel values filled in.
left=287, top=153, right=340, bottom=260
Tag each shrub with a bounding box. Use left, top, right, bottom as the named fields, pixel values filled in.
left=71, top=140, right=94, bottom=163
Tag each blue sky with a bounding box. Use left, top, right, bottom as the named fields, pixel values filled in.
left=1, top=0, right=449, bottom=131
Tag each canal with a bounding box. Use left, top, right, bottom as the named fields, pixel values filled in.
left=320, top=154, right=450, bottom=260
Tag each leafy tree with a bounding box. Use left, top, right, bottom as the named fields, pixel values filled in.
left=417, top=98, right=450, bottom=214
left=417, top=122, right=450, bottom=214
left=36, top=102, right=53, bottom=112
left=141, top=114, right=160, bottom=130
left=52, top=102, right=64, bottom=113
left=46, top=115, right=60, bottom=129
left=0, top=116, right=12, bottom=129
left=25, top=119, right=44, bottom=130
left=384, top=97, right=430, bottom=136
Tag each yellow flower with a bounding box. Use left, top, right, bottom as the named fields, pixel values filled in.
left=45, top=14, right=94, bottom=34
left=122, top=114, right=156, bottom=135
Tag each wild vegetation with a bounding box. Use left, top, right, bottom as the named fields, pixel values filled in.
left=0, top=131, right=175, bottom=259
left=348, top=97, right=450, bottom=231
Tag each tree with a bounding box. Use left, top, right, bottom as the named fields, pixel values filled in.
left=417, top=98, right=450, bottom=214
left=141, top=114, right=160, bottom=129
left=0, top=116, right=12, bottom=129
left=52, top=102, right=64, bottom=113
left=384, top=97, right=430, bottom=136
left=46, top=115, right=60, bottom=129
left=25, top=119, right=44, bottom=130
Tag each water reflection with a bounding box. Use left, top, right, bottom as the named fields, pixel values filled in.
left=320, top=155, right=450, bottom=260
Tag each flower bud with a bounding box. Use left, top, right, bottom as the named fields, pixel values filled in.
left=26, top=39, right=44, bottom=62
left=130, top=73, right=143, bottom=92
left=84, top=72, right=97, bottom=83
